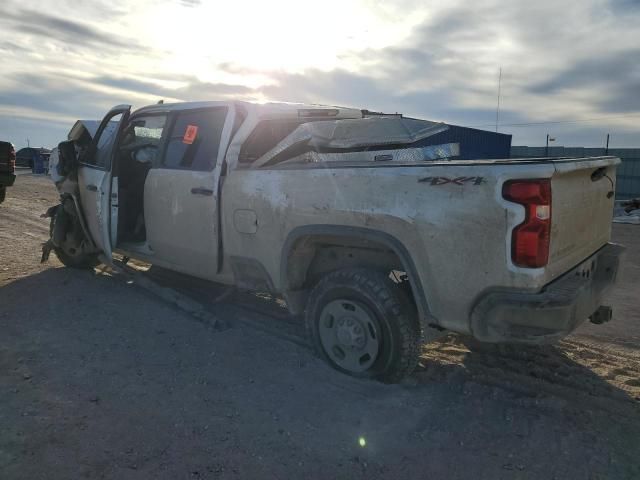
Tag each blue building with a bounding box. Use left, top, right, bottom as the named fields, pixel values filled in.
left=416, top=124, right=512, bottom=160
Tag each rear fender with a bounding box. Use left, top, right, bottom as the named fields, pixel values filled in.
left=281, top=225, right=433, bottom=326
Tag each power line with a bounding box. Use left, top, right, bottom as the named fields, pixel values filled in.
left=467, top=113, right=640, bottom=129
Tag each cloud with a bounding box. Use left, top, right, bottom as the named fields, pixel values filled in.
left=173, top=80, right=255, bottom=100
left=0, top=7, right=144, bottom=53
left=91, top=75, right=255, bottom=101
left=609, top=0, right=640, bottom=10
left=0, top=0, right=639, bottom=149
left=528, top=49, right=640, bottom=113
left=0, top=71, right=162, bottom=128
left=0, top=41, right=32, bottom=54
left=529, top=49, right=640, bottom=91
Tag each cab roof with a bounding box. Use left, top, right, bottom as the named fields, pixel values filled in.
left=133, top=100, right=363, bottom=120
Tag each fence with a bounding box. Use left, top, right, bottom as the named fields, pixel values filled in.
left=511, top=146, right=640, bottom=199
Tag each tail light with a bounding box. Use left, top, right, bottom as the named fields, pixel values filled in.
left=502, top=179, right=552, bottom=268
left=9, top=145, right=16, bottom=170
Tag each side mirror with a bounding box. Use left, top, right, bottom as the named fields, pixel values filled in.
left=57, top=140, right=78, bottom=176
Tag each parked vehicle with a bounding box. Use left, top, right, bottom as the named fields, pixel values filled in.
left=0, top=141, right=16, bottom=203
left=41, top=101, right=624, bottom=382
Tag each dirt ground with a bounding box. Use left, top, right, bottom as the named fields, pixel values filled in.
left=1, top=172, right=639, bottom=479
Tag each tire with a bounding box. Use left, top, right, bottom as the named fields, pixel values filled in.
left=0, top=187, right=5, bottom=204
left=48, top=202, right=99, bottom=269
left=305, top=268, right=420, bottom=383
left=53, top=248, right=99, bottom=269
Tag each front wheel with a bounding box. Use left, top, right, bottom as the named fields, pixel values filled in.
left=47, top=201, right=99, bottom=270
left=305, top=268, right=420, bottom=383
left=53, top=247, right=99, bottom=269
left=0, top=186, right=6, bottom=203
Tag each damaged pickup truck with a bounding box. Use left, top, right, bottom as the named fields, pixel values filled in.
left=42, top=101, right=624, bottom=382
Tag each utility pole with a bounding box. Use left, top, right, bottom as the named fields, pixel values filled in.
left=26, top=138, right=30, bottom=148
left=495, top=67, right=502, bottom=132
left=545, top=134, right=549, bottom=157
left=545, top=134, right=556, bottom=157
left=605, top=133, right=610, bottom=154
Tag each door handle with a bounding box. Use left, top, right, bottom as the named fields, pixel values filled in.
left=191, top=187, right=214, bottom=196
left=86, top=184, right=98, bottom=192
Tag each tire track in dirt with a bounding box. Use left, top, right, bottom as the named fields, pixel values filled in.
left=418, top=335, right=640, bottom=418
left=0, top=209, right=49, bottom=235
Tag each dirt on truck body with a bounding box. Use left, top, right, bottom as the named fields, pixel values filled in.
left=42, top=100, right=623, bottom=382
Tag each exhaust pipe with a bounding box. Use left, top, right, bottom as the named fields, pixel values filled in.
left=589, top=306, right=612, bottom=325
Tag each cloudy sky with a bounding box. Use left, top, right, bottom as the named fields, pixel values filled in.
left=1, top=0, right=639, bottom=150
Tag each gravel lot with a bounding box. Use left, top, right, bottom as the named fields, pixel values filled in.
left=1, top=172, right=639, bottom=479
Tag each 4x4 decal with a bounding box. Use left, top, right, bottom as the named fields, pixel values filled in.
left=418, top=176, right=486, bottom=186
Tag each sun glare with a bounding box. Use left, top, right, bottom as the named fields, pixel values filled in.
left=141, top=0, right=423, bottom=85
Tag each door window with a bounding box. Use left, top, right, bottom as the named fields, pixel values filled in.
left=87, top=114, right=123, bottom=169
left=132, top=115, right=166, bottom=141
left=119, top=115, right=167, bottom=166
left=163, top=108, right=228, bottom=171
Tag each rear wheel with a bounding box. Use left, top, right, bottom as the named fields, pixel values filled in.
left=0, top=186, right=6, bottom=203
left=305, top=268, right=420, bottom=383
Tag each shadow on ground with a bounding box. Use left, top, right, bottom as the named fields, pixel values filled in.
left=1, top=267, right=639, bottom=479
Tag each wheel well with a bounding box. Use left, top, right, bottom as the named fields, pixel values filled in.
left=283, top=234, right=416, bottom=313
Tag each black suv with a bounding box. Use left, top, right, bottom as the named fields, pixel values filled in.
left=0, top=141, right=16, bottom=203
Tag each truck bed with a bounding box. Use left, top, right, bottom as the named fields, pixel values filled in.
left=222, top=155, right=620, bottom=335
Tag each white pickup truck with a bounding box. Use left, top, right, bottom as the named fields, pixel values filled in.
left=43, top=101, right=624, bottom=382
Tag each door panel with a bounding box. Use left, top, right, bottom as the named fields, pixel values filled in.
left=77, top=166, right=112, bottom=252
left=76, top=105, right=131, bottom=259
left=144, top=168, right=218, bottom=277
left=142, top=105, right=233, bottom=279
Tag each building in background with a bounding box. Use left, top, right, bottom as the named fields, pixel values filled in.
left=511, top=146, right=640, bottom=199
left=420, top=124, right=512, bottom=160
left=16, top=147, right=51, bottom=173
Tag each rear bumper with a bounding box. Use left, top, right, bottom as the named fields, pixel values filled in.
left=470, top=243, right=624, bottom=344
left=0, top=172, right=16, bottom=187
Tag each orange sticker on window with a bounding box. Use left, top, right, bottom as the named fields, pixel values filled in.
left=183, top=124, right=198, bottom=144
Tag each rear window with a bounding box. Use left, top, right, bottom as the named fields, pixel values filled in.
left=238, top=120, right=305, bottom=163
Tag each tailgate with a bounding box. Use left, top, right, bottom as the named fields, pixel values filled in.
left=0, top=142, right=15, bottom=175
left=547, top=156, right=619, bottom=280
